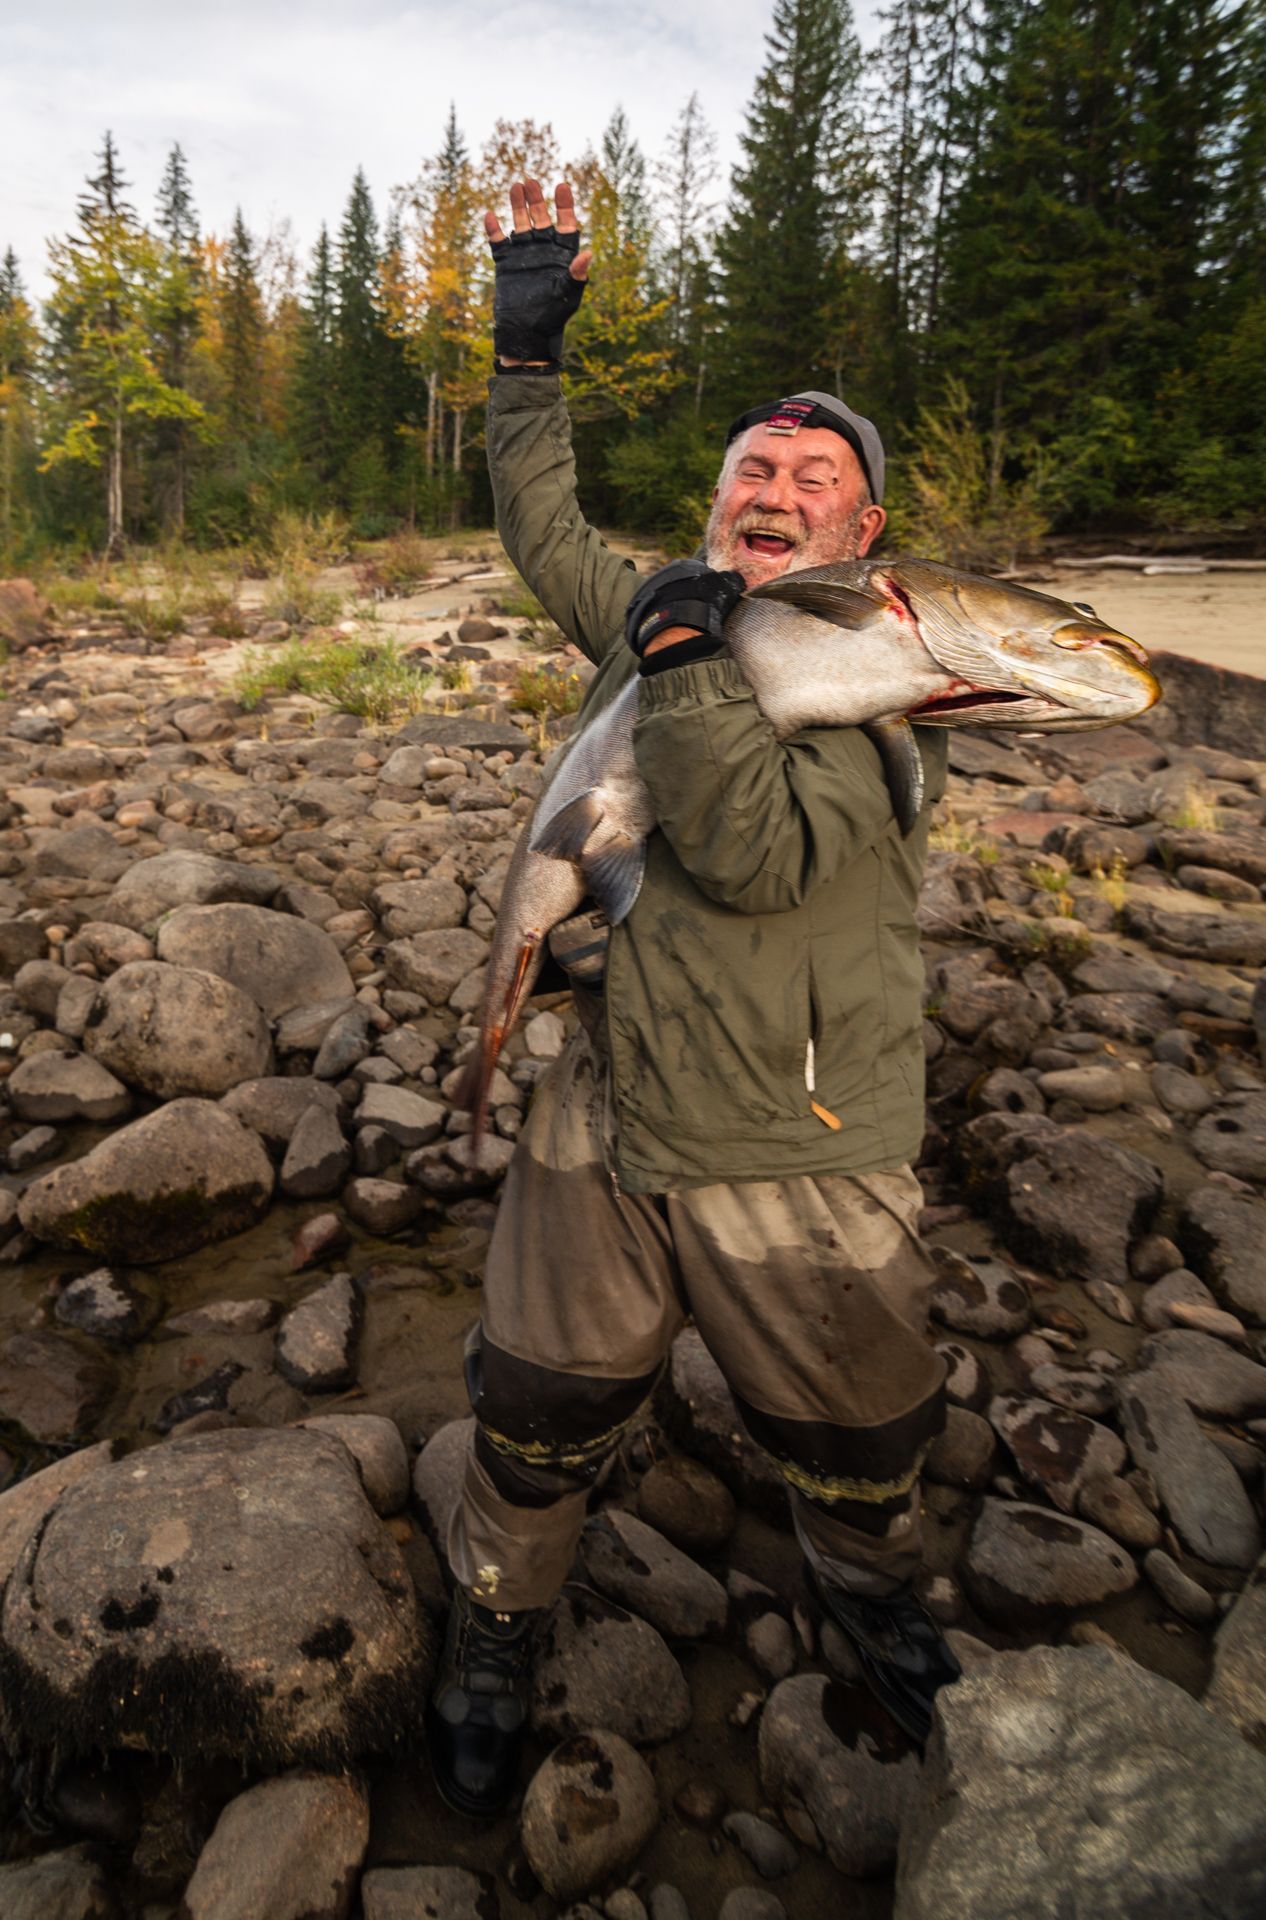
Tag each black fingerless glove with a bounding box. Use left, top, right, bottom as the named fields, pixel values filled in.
left=625, top=560, right=746, bottom=674
left=491, top=226, right=587, bottom=367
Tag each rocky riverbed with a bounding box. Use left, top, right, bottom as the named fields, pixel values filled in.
left=0, top=571, right=1264, bottom=1919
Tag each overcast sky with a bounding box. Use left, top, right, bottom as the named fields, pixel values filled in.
left=2, top=0, right=881, bottom=302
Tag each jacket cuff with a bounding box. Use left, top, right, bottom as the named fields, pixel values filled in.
left=635, top=652, right=751, bottom=708
left=485, top=372, right=563, bottom=411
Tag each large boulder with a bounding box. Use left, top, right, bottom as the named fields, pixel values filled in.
left=962, top=1498, right=1137, bottom=1628
left=83, top=960, right=272, bottom=1097
left=1204, top=1547, right=1266, bottom=1745
left=894, top=1646, right=1266, bottom=1919
left=0, top=1427, right=432, bottom=1770
left=18, top=1098, right=274, bottom=1263
left=156, top=903, right=354, bottom=1018
left=1180, top=1183, right=1266, bottom=1325
left=1117, top=1368, right=1262, bottom=1570
left=105, top=850, right=281, bottom=934
left=999, top=1128, right=1163, bottom=1285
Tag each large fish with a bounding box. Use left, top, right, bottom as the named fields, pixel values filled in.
left=458, top=558, right=1160, bottom=1134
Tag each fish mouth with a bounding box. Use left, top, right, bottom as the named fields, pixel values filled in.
left=908, top=688, right=1031, bottom=717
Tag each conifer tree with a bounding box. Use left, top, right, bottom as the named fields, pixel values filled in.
left=334, top=167, right=389, bottom=496
left=601, top=107, right=652, bottom=250
left=42, top=132, right=203, bottom=554
left=655, top=93, right=719, bottom=397
left=713, top=0, right=869, bottom=410
left=291, top=224, right=339, bottom=488
left=219, top=209, right=265, bottom=438
left=152, top=142, right=202, bottom=532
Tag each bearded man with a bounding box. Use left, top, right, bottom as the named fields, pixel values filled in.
left=426, top=178, right=959, bottom=1818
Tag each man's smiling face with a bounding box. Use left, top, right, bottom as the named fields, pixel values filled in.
left=704, top=422, right=886, bottom=586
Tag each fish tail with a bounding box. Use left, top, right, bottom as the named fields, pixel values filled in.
left=453, top=940, right=539, bottom=1147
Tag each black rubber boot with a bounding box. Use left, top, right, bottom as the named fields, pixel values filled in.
left=425, top=1587, right=539, bottom=1817
left=814, top=1574, right=962, bottom=1746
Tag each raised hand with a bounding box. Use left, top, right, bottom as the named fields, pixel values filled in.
left=485, top=179, right=592, bottom=367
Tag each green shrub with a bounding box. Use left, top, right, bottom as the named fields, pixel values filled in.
left=234, top=634, right=432, bottom=723
left=511, top=663, right=585, bottom=719
left=356, top=530, right=436, bottom=598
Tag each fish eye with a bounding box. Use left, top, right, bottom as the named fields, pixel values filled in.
left=1072, top=601, right=1097, bottom=618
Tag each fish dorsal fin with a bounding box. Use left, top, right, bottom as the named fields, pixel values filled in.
left=861, top=717, right=924, bottom=835
left=531, top=788, right=604, bottom=861
left=747, top=575, right=886, bottom=630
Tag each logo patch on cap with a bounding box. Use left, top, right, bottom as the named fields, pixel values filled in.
left=764, top=399, right=815, bottom=436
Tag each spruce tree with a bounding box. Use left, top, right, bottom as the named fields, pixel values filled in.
left=655, top=92, right=718, bottom=392
left=334, top=166, right=389, bottom=507
left=152, top=143, right=202, bottom=532
left=221, top=208, right=264, bottom=438
left=713, top=0, right=869, bottom=411
left=0, top=249, right=39, bottom=561
left=601, top=106, right=652, bottom=250
left=290, top=224, right=339, bottom=491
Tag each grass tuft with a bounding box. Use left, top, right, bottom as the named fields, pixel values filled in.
left=233, top=634, right=432, bottom=723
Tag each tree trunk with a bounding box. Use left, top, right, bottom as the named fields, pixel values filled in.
left=0, top=351, right=12, bottom=560
left=451, top=408, right=464, bottom=530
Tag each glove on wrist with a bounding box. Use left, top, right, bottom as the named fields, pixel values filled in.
left=625, top=559, right=746, bottom=666
left=491, top=226, right=587, bottom=365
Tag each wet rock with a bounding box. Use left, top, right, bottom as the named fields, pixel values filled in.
left=156, top=902, right=354, bottom=1018
left=1117, top=1369, right=1262, bottom=1569
left=83, top=961, right=272, bottom=1098
left=0, top=1440, right=114, bottom=1586
left=1180, top=1183, right=1266, bottom=1325
left=1075, top=1473, right=1162, bottom=1550
left=634, top=1456, right=736, bottom=1554
left=532, top=1585, right=690, bottom=1746
left=934, top=1341, right=991, bottom=1412
left=1000, top=1127, right=1162, bottom=1286
left=280, top=1104, right=353, bottom=1199
left=412, top=1417, right=472, bottom=1552
left=581, top=1508, right=727, bottom=1639
left=19, top=1097, right=274, bottom=1262
left=1151, top=1063, right=1215, bottom=1116
left=717, top=1894, right=785, bottom=1920
left=8, top=1124, right=61, bottom=1171
left=54, top=1266, right=155, bottom=1344
left=722, top=1811, right=798, bottom=1879
left=0, top=1844, right=118, bottom=1920
left=1026, top=1363, right=1115, bottom=1417
left=361, top=1865, right=499, bottom=1920
left=1034, top=1065, right=1128, bottom=1111
left=1204, top=1547, right=1266, bottom=1744
left=929, top=1249, right=1031, bottom=1340
left=1192, top=1091, right=1266, bottom=1181
left=166, top=1297, right=278, bottom=1335
left=894, top=1645, right=1266, bottom=1920
left=962, top=1498, right=1137, bottom=1628
left=1082, top=1275, right=1135, bottom=1323
left=1137, top=1328, right=1266, bottom=1418
left=987, top=1393, right=1125, bottom=1513
left=276, top=1273, right=360, bottom=1393
left=0, top=1331, right=115, bottom=1445
left=1143, top=1548, right=1217, bottom=1626
left=48, top=1758, right=143, bottom=1849
left=384, top=928, right=487, bottom=1004
left=342, top=1176, right=424, bottom=1234
left=154, top=1360, right=245, bottom=1432
left=520, top=1730, right=660, bottom=1902
left=673, top=1778, right=725, bottom=1827
left=7, top=1051, right=131, bottom=1124
left=1140, top=1267, right=1217, bottom=1331
left=106, top=849, right=280, bottom=933
left=354, top=1084, right=445, bottom=1149
left=179, top=1770, right=369, bottom=1920
left=293, top=1415, right=409, bottom=1516
left=925, top=1406, right=996, bottom=1490
left=758, top=1672, right=919, bottom=1877
left=220, top=1076, right=342, bottom=1150
left=746, top=1610, right=796, bottom=1681
left=290, top=1211, right=351, bottom=1270
left=0, top=1426, right=431, bottom=1769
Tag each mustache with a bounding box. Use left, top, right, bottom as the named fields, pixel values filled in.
left=730, top=509, right=805, bottom=545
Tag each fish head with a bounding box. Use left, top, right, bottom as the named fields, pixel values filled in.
left=882, top=561, right=1161, bottom=731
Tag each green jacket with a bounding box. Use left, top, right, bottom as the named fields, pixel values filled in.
left=488, top=373, right=947, bottom=1194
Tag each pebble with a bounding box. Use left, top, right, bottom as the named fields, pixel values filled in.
left=673, top=1779, right=725, bottom=1828
left=635, top=1454, right=737, bottom=1553
left=361, top=1865, right=497, bottom=1920
left=746, top=1611, right=797, bottom=1682
left=722, top=1810, right=798, bottom=1879
left=520, top=1731, right=660, bottom=1903
left=1143, top=1548, right=1218, bottom=1626
left=962, top=1498, right=1138, bottom=1627
left=582, top=1508, right=728, bottom=1639
left=930, top=1248, right=1032, bottom=1340
left=717, top=1894, right=785, bottom=1920
left=275, top=1272, right=360, bottom=1393
left=1076, top=1473, right=1162, bottom=1551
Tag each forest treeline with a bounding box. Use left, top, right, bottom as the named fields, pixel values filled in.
left=1, top=0, right=1263, bottom=570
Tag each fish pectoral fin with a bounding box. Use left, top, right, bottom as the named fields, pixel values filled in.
left=861, top=717, right=925, bottom=835
left=584, top=835, right=647, bottom=926
left=746, top=577, right=886, bottom=629
left=531, top=788, right=604, bottom=862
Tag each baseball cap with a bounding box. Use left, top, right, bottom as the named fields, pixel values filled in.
left=725, top=390, right=886, bottom=504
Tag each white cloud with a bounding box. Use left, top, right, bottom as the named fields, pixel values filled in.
left=1, top=0, right=881, bottom=299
